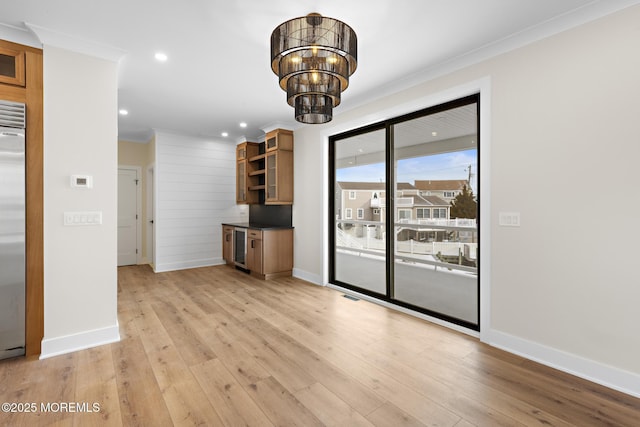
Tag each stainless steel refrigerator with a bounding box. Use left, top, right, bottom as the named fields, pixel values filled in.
left=0, top=100, right=26, bottom=360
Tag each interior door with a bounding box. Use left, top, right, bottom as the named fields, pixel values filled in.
left=118, top=168, right=138, bottom=266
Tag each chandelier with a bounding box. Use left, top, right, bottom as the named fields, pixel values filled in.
left=271, top=13, right=357, bottom=124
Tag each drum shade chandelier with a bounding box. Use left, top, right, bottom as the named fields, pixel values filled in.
left=271, top=13, right=357, bottom=124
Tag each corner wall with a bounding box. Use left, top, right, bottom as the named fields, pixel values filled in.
left=293, top=5, right=640, bottom=396
left=41, top=46, right=119, bottom=357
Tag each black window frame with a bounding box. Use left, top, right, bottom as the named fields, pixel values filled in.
left=329, top=93, right=481, bottom=331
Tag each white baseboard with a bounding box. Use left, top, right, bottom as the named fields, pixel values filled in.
left=292, top=268, right=323, bottom=286
left=154, top=257, right=224, bottom=273
left=40, top=323, right=120, bottom=359
left=484, top=329, right=640, bottom=398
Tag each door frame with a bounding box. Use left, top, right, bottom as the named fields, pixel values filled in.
left=324, top=77, right=491, bottom=338
left=146, top=163, right=155, bottom=268
left=118, top=165, right=142, bottom=265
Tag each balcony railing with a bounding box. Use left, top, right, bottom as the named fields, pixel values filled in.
left=335, top=219, right=477, bottom=274
left=396, top=218, right=476, bottom=229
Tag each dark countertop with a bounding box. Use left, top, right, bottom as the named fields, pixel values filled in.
left=222, top=222, right=294, bottom=230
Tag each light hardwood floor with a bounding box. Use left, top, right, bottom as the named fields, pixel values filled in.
left=1, top=264, right=639, bottom=426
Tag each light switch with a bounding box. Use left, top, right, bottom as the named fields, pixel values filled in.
left=499, top=212, right=520, bottom=227
left=64, top=211, right=102, bottom=226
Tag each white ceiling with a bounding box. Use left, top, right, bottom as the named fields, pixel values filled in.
left=1, top=0, right=638, bottom=143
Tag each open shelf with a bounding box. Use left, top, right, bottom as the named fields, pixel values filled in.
left=249, top=185, right=265, bottom=191
left=249, top=153, right=266, bottom=162
left=249, top=169, right=265, bottom=176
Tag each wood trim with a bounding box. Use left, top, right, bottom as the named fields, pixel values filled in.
left=0, top=39, right=44, bottom=357
left=0, top=83, right=26, bottom=103
left=24, top=49, right=44, bottom=357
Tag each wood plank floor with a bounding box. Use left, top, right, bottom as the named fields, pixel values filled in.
left=1, top=264, right=639, bottom=426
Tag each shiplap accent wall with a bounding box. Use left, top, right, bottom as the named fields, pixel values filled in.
left=154, top=131, right=248, bottom=272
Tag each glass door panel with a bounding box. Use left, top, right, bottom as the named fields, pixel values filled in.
left=392, top=102, right=479, bottom=325
left=237, top=161, right=246, bottom=202
left=0, top=47, right=25, bottom=86
left=266, top=153, right=276, bottom=200
left=332, top=128, right=387, bottom=295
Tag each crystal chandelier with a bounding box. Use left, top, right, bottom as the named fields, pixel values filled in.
left=271, top=13, right=357, bottom=124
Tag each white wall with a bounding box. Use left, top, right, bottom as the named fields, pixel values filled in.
left=41, top=46, right=120, bottom=357
left=293, top=5, right=640, bottom=396
left=154, top=131, right=247, bottom=272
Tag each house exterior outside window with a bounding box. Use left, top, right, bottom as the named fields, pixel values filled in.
left=345, top=208, right=352, bottom=219
left=398, top=209, right=412, bottom=220
left=417, top=208, right=430, bottom=219
left=349, top=191, right=356, bottom=200
left=357, top=208, right=364, bottom=219
left=433, top=208, right=447, bottom=218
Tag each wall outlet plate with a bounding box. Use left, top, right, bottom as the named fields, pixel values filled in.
left=64, top=211, right=102, bottom=226
left=499, top=212, right=521, bottom=227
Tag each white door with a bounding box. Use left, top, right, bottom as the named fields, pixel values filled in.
left=118, top=168, right=138, bottom=266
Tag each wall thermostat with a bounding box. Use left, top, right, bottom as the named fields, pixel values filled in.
left=70, top=175, right=93, bottom=188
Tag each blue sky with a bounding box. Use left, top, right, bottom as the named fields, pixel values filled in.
left=337, top=149, right=477, bottom=192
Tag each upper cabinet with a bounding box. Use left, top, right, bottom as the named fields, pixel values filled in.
left=236, top=129, right=293, bottom=205
left=265, top=128, right=293, bottom=152
left=0, top=45, right=26, bottom=87
left=265, top=149, right=293, bottom=205
left=236, top=141, right=259, bottom=204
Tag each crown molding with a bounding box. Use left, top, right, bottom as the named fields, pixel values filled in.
left=343, top=0, right=640, bottom=115
left=25, top=22, right=126, bottom=62
left=0, top=22, right=41, bottom=48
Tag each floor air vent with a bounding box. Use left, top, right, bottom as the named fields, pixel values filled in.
left=343, top=294, right=360, bottom=301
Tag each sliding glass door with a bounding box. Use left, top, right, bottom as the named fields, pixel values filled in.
left=392, top=101, right=478, bottom=326
left=329, top=95, right=479, bottom=329
left=331, top=127, right=387, bottom=295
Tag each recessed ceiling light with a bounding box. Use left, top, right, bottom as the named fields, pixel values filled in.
left=155, top=52, right=168, bottom=62
left=239, top=122, right=247, bottom=128
left=221, top=132, right=228, bottom=137
left=432, top=131, right=438, bottom=137
left=119, top=109, right=128, bottom=115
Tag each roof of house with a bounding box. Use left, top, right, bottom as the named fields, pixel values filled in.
left=414, top=179, right=468, bottom=191
left=405, top=195, right=449, bottom=207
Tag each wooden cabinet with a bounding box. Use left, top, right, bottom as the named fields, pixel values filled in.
left=0, top=40, right=44, bottom=357
left=235, top=130, right=293, bottom=205
left=246, top=229, right=263, bottom=274
left=222, top=226, right=234, bottom=265
left=265, top=128, right=293, bottom=152
left=0, top=45, right=26, bottom=87
left=266, top=149, right=293, bottom=204
left=247, top=228, right=293, bottom=280
left=236, top=141, right=259, bottom=204
left=222, top=225, right=293, bottom=279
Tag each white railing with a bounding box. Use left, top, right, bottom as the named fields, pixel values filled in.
left=335, top=219, right=478, bottom=274
left=395, top=240, right=477, bottom=260
left=396, top=218, right=476, bottom=228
